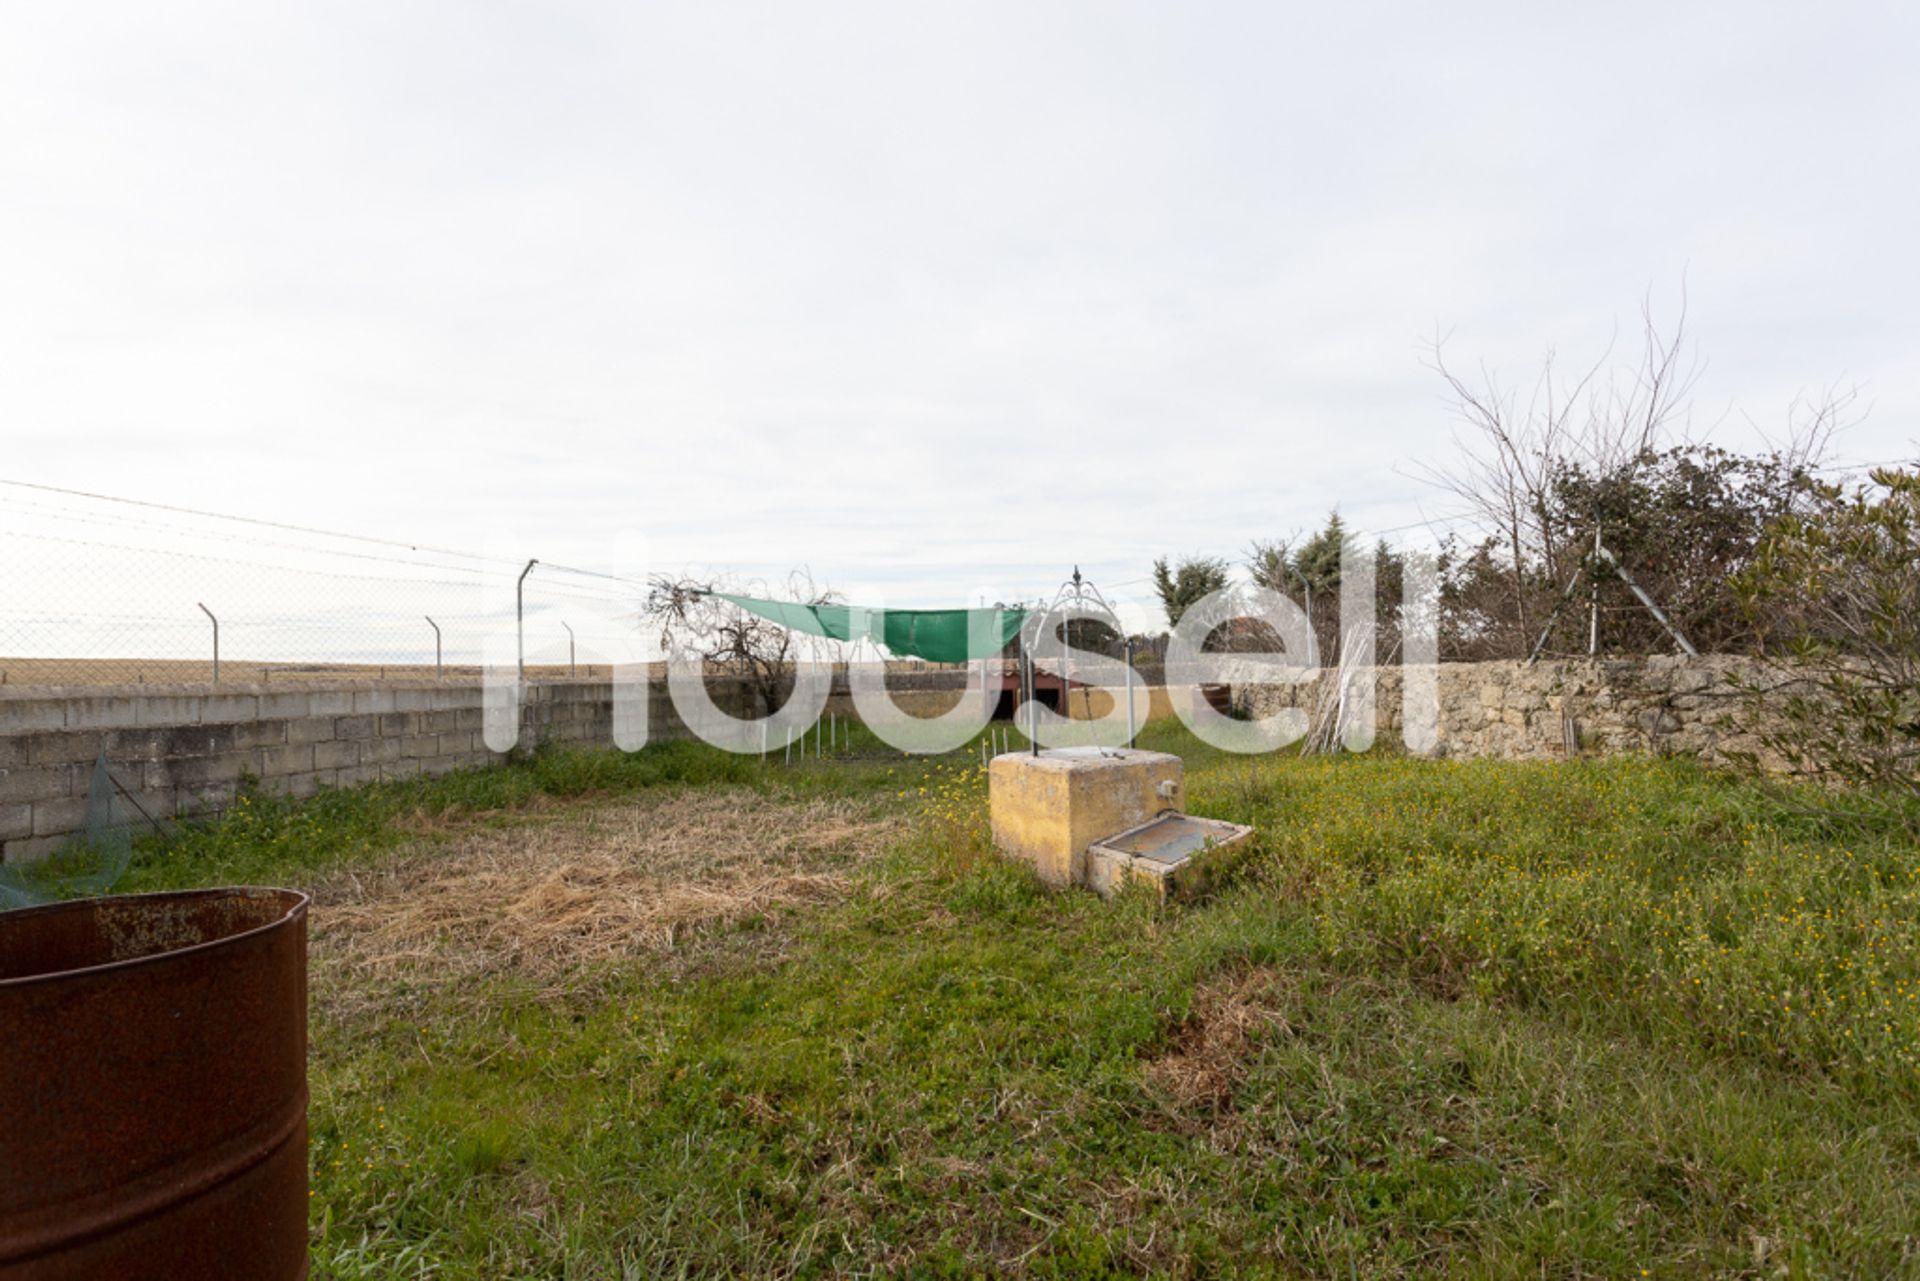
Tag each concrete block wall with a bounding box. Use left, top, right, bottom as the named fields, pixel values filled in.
left=0, top=678, right=756, bottom=864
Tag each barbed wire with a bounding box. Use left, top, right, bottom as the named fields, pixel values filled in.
left=0, top=484, right=653, bottom=686
left=0, top=477, right=518, bottom=566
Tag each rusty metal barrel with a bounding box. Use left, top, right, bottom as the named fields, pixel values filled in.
left=0, top=887, right=310, bottom=1280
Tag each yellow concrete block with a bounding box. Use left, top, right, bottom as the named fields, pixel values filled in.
left=987, top=748, right=1184, bottom=887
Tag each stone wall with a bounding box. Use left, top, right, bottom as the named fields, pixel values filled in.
left=3, top=657, right=1778, bottom=863
left=1232, top=654, right=1778, bottom=764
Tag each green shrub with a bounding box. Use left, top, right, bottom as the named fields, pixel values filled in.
left=1736, top=465, right=1920, bottom=804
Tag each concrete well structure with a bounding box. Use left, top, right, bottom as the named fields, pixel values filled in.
left=1084, top=812, right=1257, bottom=902
left=987, top=747, right=1184, bottom=888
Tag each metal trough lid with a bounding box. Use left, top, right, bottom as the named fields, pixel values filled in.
left=1089, top=812, right=1253, bottom=867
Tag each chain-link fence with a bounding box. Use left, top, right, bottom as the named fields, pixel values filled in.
left=0, top=482, right=654, bottom=688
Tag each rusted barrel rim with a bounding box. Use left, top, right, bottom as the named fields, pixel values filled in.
left=0, top=886, right=309, bottom=988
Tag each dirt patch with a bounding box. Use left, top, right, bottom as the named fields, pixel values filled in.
left=1145, top=967, right=1293, bottom=1116
left=310, top=788, right=902, bottom=1002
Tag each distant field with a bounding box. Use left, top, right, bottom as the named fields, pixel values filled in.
left=0, top=657, right=647, bottom=687
left=0, top=657, right=1041, bottom=689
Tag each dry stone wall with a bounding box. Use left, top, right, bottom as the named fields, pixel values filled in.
left=1233, top=655, right=1780, bottom=764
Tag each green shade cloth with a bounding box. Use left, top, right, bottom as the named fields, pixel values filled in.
left=716, top=594, right=1026, bottom=663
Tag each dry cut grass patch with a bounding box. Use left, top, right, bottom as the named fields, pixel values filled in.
left=1145, top=966, right=1294, bottom=1118
left=309, top=787, right=902, bottom=1003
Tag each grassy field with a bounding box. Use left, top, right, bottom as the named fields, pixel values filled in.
left=117, top=726, right=1920, bottom=1278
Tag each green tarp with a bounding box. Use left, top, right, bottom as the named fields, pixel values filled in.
left=715, top=594, right=1026, bottom=663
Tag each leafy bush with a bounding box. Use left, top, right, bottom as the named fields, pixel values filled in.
left=1736, top=465, right=1920, bottom=801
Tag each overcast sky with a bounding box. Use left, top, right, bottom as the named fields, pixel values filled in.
left=4, top=1, right=1917, bottom=630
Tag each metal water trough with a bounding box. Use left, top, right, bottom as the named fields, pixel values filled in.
left=0, top=888, right=310, bottom=1280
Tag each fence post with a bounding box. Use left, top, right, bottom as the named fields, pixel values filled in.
left=1281, top=569, right=1318, bottom=668
left=197, top=602, right=219, bottom=685
left=562, top=621, right=576, bottom=677
left=426, top=616, right=443, bottom=680
left=1025, top=651, right=1038, bottom=756
left=516, top=559, right=539, bottom=686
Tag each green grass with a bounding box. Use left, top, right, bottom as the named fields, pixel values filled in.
left=121, top=725, right=1920, bottom=1277
left=120, top=724, right=958, bottom=893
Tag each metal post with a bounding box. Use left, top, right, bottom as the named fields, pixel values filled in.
left=1061, top=581, right=1073, bottom=725
left=516, top=559, right=539, bottom=686
left=194, top=603, right=220, bottom=687
left=1527, top=553, right=1593, bottom=667
left=1287, top=570, right=1318, bottom=669
left=562, top=621, right=576, bottom=676
left=978, top=655, right=987, bottom=736
left=1306, top=582, right=1316, bottom=668
left=1587, top=526, right=1601, bottom=656
left=1026, top=652, right=1039, bottom=756
left=197, top=602, right=219, bottom=685
left=1124, top=636, right=1137, bottom=749
left=426, top=616, right=443, bottom=679
left=1597, top=542, right=1699, bottom=656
